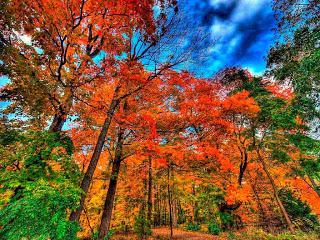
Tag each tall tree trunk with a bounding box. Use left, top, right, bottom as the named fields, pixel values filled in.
left=238, top=149, right=248, bottom=185
left=70, top=96, right=120, bottom=222
left=192, top=184, right=198, bottom=223
left=163, top=196, right=167, bottom=225
left=49, top=111, right=68, bottom=132
left=167, top=162, right=173, bottom=239
left=249, top=173, right=272, bottom=232
left=49, top=94, right=73, bottom=132
left=257, top=151, right=295, bottom=233
left=173, top=200, right=177, bottom=227
left=147, top=157, right=153, bottom=224
left=153, top=182, right=159, bottom=227
left=308, top=175, right=320, bottom=198
left=98, top=128, right=124, bottom=240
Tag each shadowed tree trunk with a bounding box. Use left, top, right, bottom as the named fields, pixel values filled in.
left=257, top=150, right=295, bottom=233
left=49, top=94, right=73, bottom=132
left=238, top=148, right=248, bottom=185
left=153, top=182, right=160, bottom=226
left=70, top=94, right=120, bottom=222
left=98, top=127, right=124, bottom=240
left=192, top=184, right=198, bottom=223
left=147, top=156, right=153, bottom=224
left=49, top=112, right=67, bottom=132
left=248, top=172, right=272, bottom=232
left=167, top=161, right=173, bottom=239
left=308, top=175, right=320, bottom=198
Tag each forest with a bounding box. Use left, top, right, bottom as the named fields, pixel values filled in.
left=0, top=0, right=319, bottom=239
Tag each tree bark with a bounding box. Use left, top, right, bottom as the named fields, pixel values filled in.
left=257, top=151, right=295, bottom=233
left=249, top=173, right=272, bottom=232
left=192, top=184, right=198, bottom=222
left=49, top=111, right=68, bottom=132
left=98, top=128, right=124, bottom=240
left=238, top=149, right=248, bottom=185
left=167, top=162, right=173, bottom=239
left=308, top=175, right=320, bottom=198
left=147, top=157, right=153, bottom=224
left=49, top=94, right=73, bottom=132
left=153, top=182, right=159, bottom=227
left=69, top=97, right=120, bottom=222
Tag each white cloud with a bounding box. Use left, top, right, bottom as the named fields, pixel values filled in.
left=210, top=19, right=236, bottom=38
left=232, top=0, right=269, bottom=21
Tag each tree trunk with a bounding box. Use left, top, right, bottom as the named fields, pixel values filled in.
left=49, top=95, right=73, bottom=132
left=249, top=173, right=272, bottom=232
left=98, top=128, right=124, bottom=240
left=164, top=198, right=167, bottom=225
left=238, top=149, right=248, bottom=185
left=192, top=184, right=198, bottom=223
left=70, top=97, right=120, bottom=222
left=167, top=163, right=173, bottom=239
left=49, top=112, right=68, bottom=132
left=308, top=175, right=320, bottom=198
left=153, top=183, right=159, bottom=227
left=147, top=157, right=153, bottom=224
left=257, top=151, right=295, bottom=233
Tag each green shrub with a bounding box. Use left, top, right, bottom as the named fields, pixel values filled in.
left=220, top=212, right=234, bottom=229
left=0, top=131, right=82, bottom=240
left=92, top=230, right=114, bottom=240
left=134, top=211, right=151, bottom=239
left=279, top=189, right=319, bottom=231
left=186, top=221, right=201, bottom=231
left=208, top=221, right=221, bottom=235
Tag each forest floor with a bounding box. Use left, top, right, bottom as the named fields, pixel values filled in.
left=110, top=227, right=320, bottom=240
left=112, top=227, right=221, bottom=240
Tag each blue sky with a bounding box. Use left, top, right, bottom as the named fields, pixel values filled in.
left=181, top=0, right=276, bottom=76
left=1, top=0, right=276, bottom=89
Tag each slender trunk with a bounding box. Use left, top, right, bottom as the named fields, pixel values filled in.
left=173, top=200, right=177, bottom=227
left=257, top=151, right=294, bottom=233
left=158, top=185, right=162, bottom=226
left=153, top=182, right=159, bottom=227
left=98, top=128, right=124, bottom=240
left=70, top=97, right=120, bottom=222
left=192, top=184, right=198, bottom=222
left=249, top=174, right=272, bottom=232
left=308, top=175, right=320, bottom=198
left=147, top=157, right=153, bottom=224
left=49, top=95, right=73, bottom=132
left=238, top=149, right=248, bottom=185
left=167, top=163, right=173, bottom=239
left=49, top=112, right=68, bottom=132
left=163, top=196, right=167, bottom=225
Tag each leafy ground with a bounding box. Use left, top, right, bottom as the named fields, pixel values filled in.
left=112, top=227, right=219, bottom=240
left=111, top=227, right=320, bottom=240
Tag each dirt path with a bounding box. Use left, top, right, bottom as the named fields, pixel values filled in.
left=112, top=227, right=221, bottom=240
left=152, top=227, right=221, bottom=240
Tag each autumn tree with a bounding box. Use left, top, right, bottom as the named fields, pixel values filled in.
left=1, top=0, right=175, bottom=131
left=268, top=0, right=320, bottom=209
left=69, top=3, right=208, bottom=235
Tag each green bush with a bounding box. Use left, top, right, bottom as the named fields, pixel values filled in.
left=0, top=131, right=82, bottom=240
left=186, top=221, right=201, bottom=231
left=279, top=189, right=319, bottom=231
left=92, top=229, right=114, bottom=240
left=220, top=212, right=234, bottom=229
left=208, top=221, right=221, bottom=235
left=134, top=211, right=151, bottom=239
